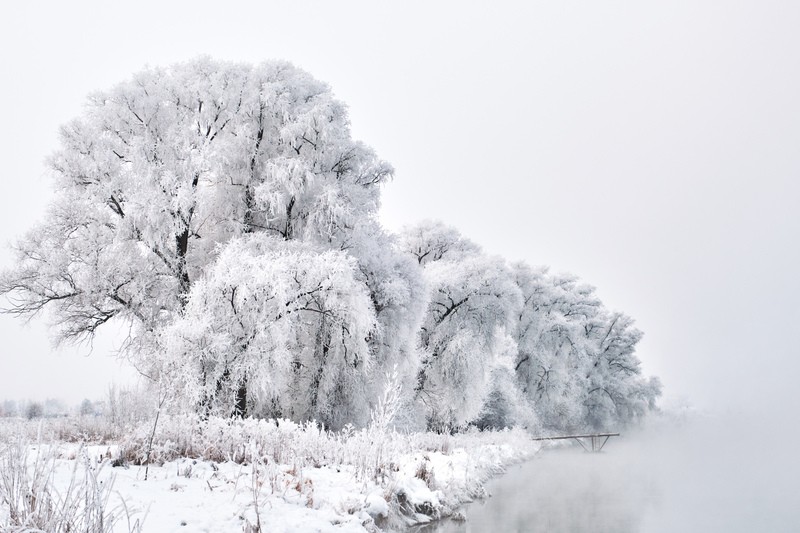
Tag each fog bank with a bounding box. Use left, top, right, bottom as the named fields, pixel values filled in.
left=424, top=411, right=800, bottom=532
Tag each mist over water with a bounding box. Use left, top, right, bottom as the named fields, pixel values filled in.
left=422, top=412, right=800, bottom=532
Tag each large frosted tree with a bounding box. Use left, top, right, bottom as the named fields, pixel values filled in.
left=0, top=58, right=394, bottom=420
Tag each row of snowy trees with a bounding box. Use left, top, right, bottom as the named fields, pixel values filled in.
left=0, top=58, right=659, bottom=433
left=398, top=222, right=660, bottom=432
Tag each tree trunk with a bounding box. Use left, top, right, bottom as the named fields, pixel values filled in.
left=309, top=313, right=330, bottom=417
left=234, top=379, right=248, bottom=418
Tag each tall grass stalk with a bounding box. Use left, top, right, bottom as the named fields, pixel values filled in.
left=0, top=438, right=142, bottom=532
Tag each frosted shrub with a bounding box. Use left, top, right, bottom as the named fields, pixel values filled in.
left=114, top=414, right=425, bottom=485
left=0, top=439, right=142, bottom=532
left=0, top=417, right=123, bottom=447
left=370, top=366, right=404, bottom=433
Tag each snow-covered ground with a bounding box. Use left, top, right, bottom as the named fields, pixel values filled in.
left=0, top=417, right=540, bottom=532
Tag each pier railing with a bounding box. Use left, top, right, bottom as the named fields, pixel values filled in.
left=532, top=433, right=620, bottom=452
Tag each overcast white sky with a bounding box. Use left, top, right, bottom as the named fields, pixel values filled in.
left=1, top=1, right=798, bottom=413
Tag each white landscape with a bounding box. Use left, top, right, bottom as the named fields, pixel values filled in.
left=2, top=3, right=799, bottom=532
left=0, top=58, right=658, bottom=531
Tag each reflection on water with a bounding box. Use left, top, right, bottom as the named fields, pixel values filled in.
left=418, top=415, right=800, bottom=532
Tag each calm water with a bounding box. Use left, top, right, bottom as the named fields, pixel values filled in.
left=420, top=415, right=800, bottom=532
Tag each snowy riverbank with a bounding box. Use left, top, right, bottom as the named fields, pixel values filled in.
left=0, top=417, right=540, bottom=532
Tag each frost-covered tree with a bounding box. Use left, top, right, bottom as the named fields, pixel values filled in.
left=580, top=311, right=661, bottom=428
left=474, top=333, right=536, bottom=430
left=397, top=219, right=482, bottom=267
left=512, top=264, right=598, bottom=430
left=79, top=399, right=96, bottom=417
left=25, top=402, right=43, bottom=420
left=346, top=224, right=429, bottom=423
left=399, top=222, right=523, bottom=431
left=0, top=58, right=392, bottom=418
left=0, top=400, right=18, bottom=418
left=163, top=235, right=376, bottom=426
left=511, top=263, right=660, bottom=431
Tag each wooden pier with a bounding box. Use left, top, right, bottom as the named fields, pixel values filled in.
left=532, top=432, right=620, bottom=452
